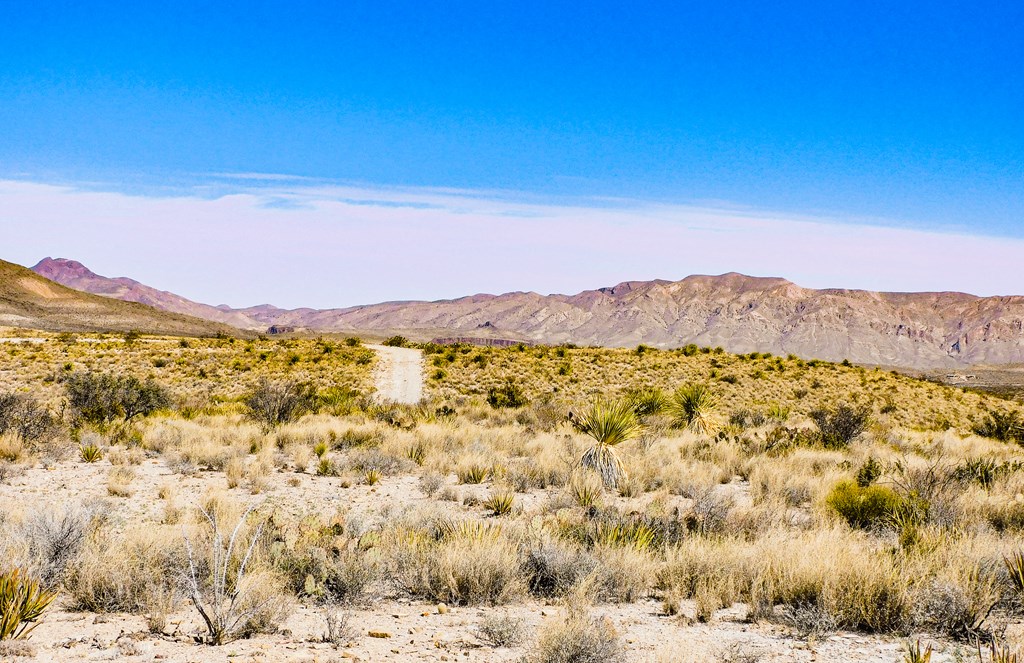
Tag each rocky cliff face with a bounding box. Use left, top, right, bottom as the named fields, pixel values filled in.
left=33, top=258, right=1024, bottom=368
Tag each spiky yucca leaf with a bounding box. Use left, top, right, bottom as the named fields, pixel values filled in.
left=572, top=399, right=642, bottom=447
left=1005, top=550, right=1024, bottom=596
left=903, top=639, right=932, bottom=663
left=668, top=384, right=719, bottom=436
left=0, top=568, right=57, bottom=640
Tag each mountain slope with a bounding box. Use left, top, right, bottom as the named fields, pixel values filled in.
left=32, top=258, right=1024, bottom=367
left=32, top=258, right=263, bottom=329
left=1, top=259, right=243, bottom=336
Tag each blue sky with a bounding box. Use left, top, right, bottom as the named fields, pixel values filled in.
left=1, top=2, right=1022, bottom=305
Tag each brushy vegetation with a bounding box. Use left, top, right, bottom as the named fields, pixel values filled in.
left=2, top=332, right=1024, bottom=656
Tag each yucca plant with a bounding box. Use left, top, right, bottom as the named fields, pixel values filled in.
left=79, top=443, right=102, bottom=463
left=1005, top=550, right=1024, bottom=597
left=315, top=457, right=336, bottom=477
left=457, top=464, right=489, bottom=485
left=435, top=518, right=502, bottom=542
left=982, top=641, right=1020, bottom=663
left=483, top=491, right=515, bottom=516
left=903, top=639, right=932, bottom=663
left=406, top=442, right=426, bottom=466
left=573, top=398, right=641, bottom=488
left=0, top=568, right=58, bottom=640
left=593, top=521, right=656, bottom=551
left=625, top=386, right=667, bottom=417
left=364, top=469, right=382, bottom=486
left=668, top=384, right=719, bottom=435
left=312, top=441, right=328, bottom=459
left=569, top=472, right=605, bottom=509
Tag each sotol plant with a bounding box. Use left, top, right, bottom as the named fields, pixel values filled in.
left=572, top=399, right=641, bottom=488
left=668, top=384, right=719, bottom=436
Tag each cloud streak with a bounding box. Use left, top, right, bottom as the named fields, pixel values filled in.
left=0, top=178, right=1020, bottom=309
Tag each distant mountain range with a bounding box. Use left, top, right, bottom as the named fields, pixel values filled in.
left=29, top=257, right=1024, bottom=368
left=0, top=259, right=240, bottom=337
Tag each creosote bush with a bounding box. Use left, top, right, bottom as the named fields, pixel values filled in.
left=244, top=379, right=317, bottom=428
left=63, top=371, right=170, bottom=425
left=826, top=480, right=907, bottom=530
left=810, top=403, right=871, bottom=448
left=486, top=381, right=529, bottom=409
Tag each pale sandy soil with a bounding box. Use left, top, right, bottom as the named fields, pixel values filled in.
left=367, top=344, right=424, bottom=404
left=0, top=454, right=965, bottom=663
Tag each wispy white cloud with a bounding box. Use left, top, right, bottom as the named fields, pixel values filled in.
left=0, top=178, right=1020, bottom=309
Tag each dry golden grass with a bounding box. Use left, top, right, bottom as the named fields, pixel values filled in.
left=3, top=337, right=1024, bottom=658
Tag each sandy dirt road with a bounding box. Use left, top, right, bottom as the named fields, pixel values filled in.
left=367, top=344, right=424, bottom=404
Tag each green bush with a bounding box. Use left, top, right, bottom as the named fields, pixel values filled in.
left=973, top=410, right=1023, bottom=443
left=826, top=481, right=905, bottom=530
left=810, top=404, right=870, bottom=448
left=63, top=372, right=170, bottom=424
left=244, top=379, right=317, bottom=428
left=486, top=381, right=528, bottom=409
left=383, top=336, right=409, bottom=347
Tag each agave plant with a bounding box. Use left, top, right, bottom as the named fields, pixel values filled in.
left=573, top=398, right=641, bottom=488
left=0, top=568, right=58, bottom=640
left=668, top=384, right=719, bottom=435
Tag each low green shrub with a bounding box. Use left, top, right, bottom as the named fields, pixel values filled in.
left=826, top=481, right=906, bottom=530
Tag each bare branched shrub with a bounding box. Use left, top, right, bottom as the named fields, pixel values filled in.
left=0, top=393, right=58, bottom=442
left=21, top=505, right=96, bottom=587
left=477, top=611, right=526, bottom=648
left=183, top=504, right=290, bottom=645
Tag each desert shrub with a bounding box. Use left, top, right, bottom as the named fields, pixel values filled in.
left=389, top=529, right=525, bottom=605
left=63, top=371, right=170, bottom=425
left=826, top=481, right=907, bottom=530
left=809, top=404, right=870, bottom=448
left=383, top=335, right=409, bottom=347
left=524, top=541, right=597, bottom=598
left=6, top=505, right=97, bottom=587
left=64, top=528, right=183, bottom=615
left=730, top=408, right=767, bottom=428
left=183, top=504, right=290, bottom=645
left=533, top=608, right=624, bottom=663
left=278, top=544, right=377, bottom=605
left=487, top=381, right=529, bottom=409
left=572, top=399, right=641, bottom=488
left=0, top=568, right=57, bottom=640
left=0, top=393, right=58, bottom=442
left=318, top=386, right=363, bottom=416
left=244, top=379, right=317, bottom=428
left=856, top=457, right=884, bottom=487
left=667, top=384, right=718, bottom=435
left=477, top=611, right=527, bottom=648
left=974, top=410, right=1023, bottom=443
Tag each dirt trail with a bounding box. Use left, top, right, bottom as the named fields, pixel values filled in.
left=367, top=344, right=424, bottom=404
